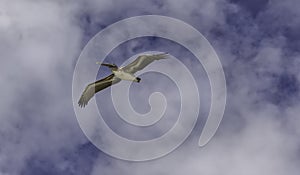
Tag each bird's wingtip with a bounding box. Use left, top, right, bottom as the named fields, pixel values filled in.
left=78, top=97, right=87, bottom=108
left=160, top=52, right=169, bottom=58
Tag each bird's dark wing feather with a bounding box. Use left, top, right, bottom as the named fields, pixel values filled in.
left=78, top=74, right=121, bottom=107
left=122, top=53, right=168, bottom=74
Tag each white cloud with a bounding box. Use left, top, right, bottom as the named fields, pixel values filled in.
left=0, top=0, right=83, bottom=174
left=1, top=0, right=300, bottom=174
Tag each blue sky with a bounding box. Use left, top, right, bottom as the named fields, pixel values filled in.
left=1, top=0, right=300, bottom=174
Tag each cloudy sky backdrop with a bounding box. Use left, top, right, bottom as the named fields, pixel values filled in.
left=1, top=0, right=300, bottom=174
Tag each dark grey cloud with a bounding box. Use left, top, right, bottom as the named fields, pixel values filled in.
left=1, top=0, right=300, bottom=174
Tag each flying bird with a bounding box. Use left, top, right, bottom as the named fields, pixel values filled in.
left=78, top=53, right=169, bottom=107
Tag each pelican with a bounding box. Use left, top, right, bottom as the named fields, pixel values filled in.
left=78, top=53, right=169, bottom=107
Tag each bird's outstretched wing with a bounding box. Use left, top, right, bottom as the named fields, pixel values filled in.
left=121, top=53, right=168, bottom=74
left=78, top=74, right=121, bottom=107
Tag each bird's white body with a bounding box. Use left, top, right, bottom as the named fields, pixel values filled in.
left=112, top=69, right=138, bottom=82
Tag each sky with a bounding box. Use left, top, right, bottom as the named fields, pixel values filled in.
left=1, top=0, right=300, bottom=174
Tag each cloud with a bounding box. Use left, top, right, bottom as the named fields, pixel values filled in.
left=90, top=108, right=299, bottom=175
left=0, top=0, right=84, bottom=174
left=1, top=0, right=300, bottom=174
